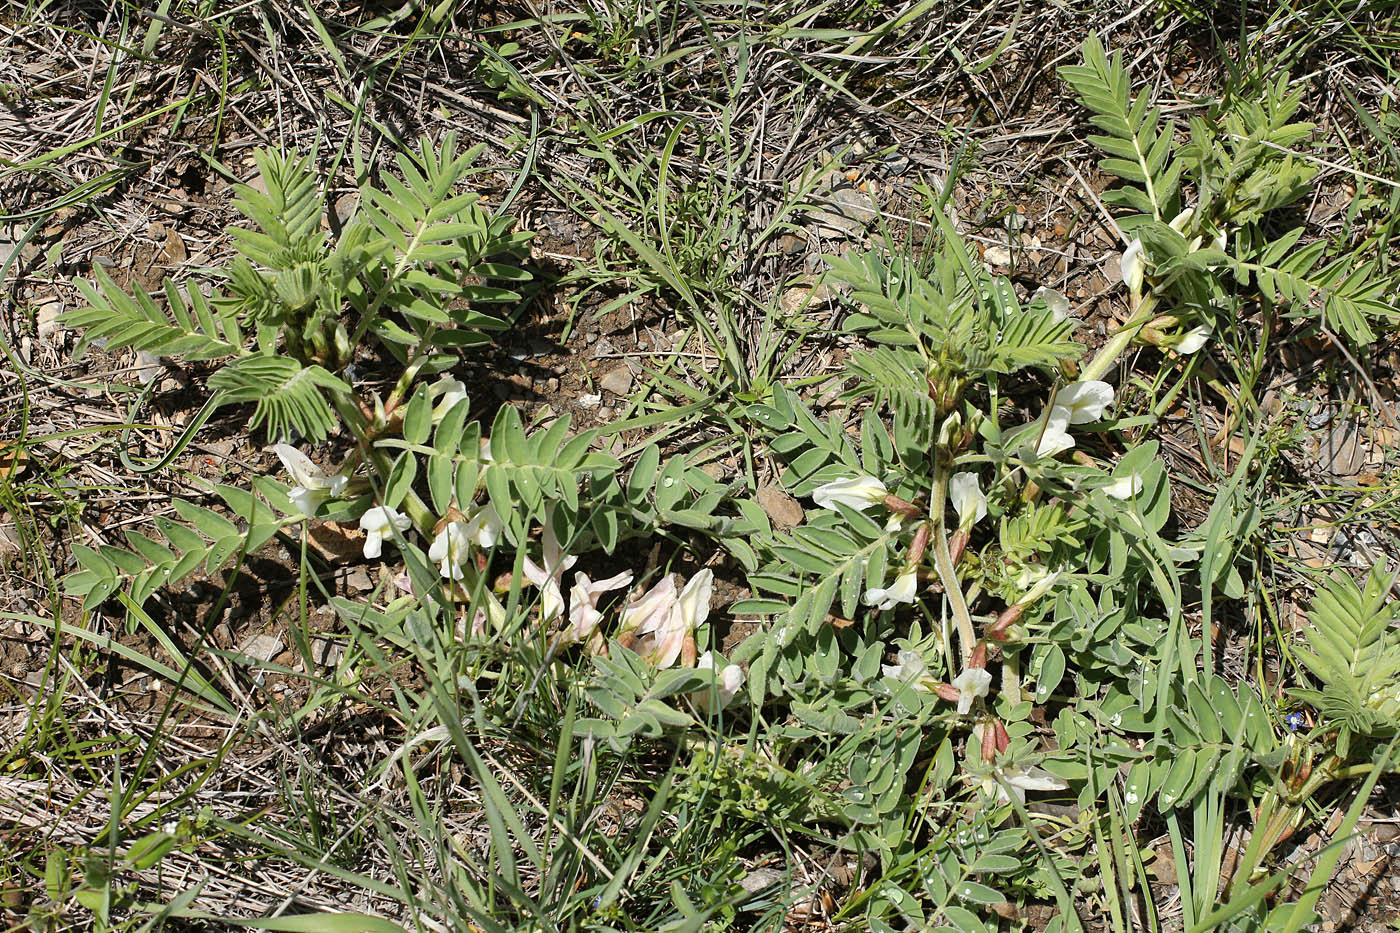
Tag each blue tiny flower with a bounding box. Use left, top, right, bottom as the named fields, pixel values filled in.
left=1285, top=711, right=1305, bottom=731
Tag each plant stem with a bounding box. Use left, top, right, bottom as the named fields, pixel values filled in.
left=331, top=390, right=435, bottom=534
left=931, top=460, right=977, bottom=667
left=1079, top=293, right=1161, bottom=384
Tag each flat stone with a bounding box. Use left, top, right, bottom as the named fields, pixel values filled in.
left=238, top=633, right=282, bottom=661
left=983, top=245, right=1012, bottom=270
left=599, top=367, right=632, bottom=396
left=832, top=186, right=879, bottom=224
left=740, top=867, right=786, bottom=894
left=134, top=350, right=162, bottom=385
left=1317, top=420, right=1365, bottom=477
left=311, top=636, right=344, bottom=667
left=343, top=566, right=374, bottom=593
left=35, top=299, right=63, bottom=338
left=1102, top=252, right=1124, bottom=286
left=757, top=484, right=805, bottom=530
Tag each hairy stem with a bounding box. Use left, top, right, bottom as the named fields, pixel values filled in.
left=1079, top=293, right=1161, bottom=384
left=931, top=461, right=977, bottom=667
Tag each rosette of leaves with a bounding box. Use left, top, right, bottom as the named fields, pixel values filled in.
left=62, top=133, right=530, bottom=443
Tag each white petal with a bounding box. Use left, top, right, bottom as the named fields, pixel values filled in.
left=363, top=530, right=384, bottom=560
left=812, top=476, right=887, bottom=511
left=949, top=472, right=987, bottom=527
left=1021, top=405, right=1075, bottom=458
left=691, top=652, right=746, bottom=711
left=1033, top=286, right=1070, bottom=322
left=1121, top=239, right=1145, bottom=292
left=430, top=522, right=471, bottom=580
left=717, top=664, right=745, bottom=704
left=430, top=376, right=469, bottom=423
left=288, top=486, right=326, bottom=516
left=1174, top=325, right=1212, bottom=354
left=621, top=574, right=679, bottom=636
left=1005, top=766, right=1068, bottom=793
left=464, top=504, right=503, bottom=549
left=565, top=571, right=632, bottom=644
left=1104, top=474, right=1143, bottom=500
left=863, top=567, right=918, bottom=611
left=952, top=667, right=992, bottom=714
left=676, top=569, right=714, bottom=630
left=649, top=570, right=712, bottom=669
left=882, top=648, right=926, bottom=682
left=1057, top=381, right=1114, bottom=424
left=275, top=445, right=327, bottom=490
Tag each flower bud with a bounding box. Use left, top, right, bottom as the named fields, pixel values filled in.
left=906, top=522, right=930, bottom=566
left=882, top=493, right=922, bottom=518
left=981, top=719, right=999, bottom=763
left=948, top=528, right=970, bottom=566
left=968, top=640, right=987, bottom=670
left=987, top=603, right=1023, bottom=641
left=937, top=412, right=963, bottom=450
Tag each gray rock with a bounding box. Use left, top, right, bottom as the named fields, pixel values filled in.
left=832, top=187, right=879, bottom=224
left=599, top=367, right=633, bottom=396
left=238, top=633, right=282, bottom=661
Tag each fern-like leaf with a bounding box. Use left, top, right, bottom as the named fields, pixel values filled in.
left=1292, top=564, right=1400, bottom=744
left=207, top=356, right=348, bottom=442
left=1059, top=35, right=1181, bottom=221
left=63, top=267, right=243, bottom=361
left=983, top=277, right=1081, bottom=372
left=1235, top=228, right=1398, bottom=345
left=228, top=148, right=325, bottom=265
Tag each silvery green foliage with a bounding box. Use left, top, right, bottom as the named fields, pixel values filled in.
left=1290, top=564, right=1400, bottom=759
left=694, top=39, right=1400, bottom=928
left=1061, top=35, right=1396, bottom=345
left=64, top=134, right=529, bottom=443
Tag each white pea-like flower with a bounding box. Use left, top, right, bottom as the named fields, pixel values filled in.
left=1173, top=325, right=1212, bottom=355
left=863, top=566, right=919, bottom=611
left=1056, top=380, right=1114, bottom=424
left=949, top=472, right=987, bottom=530
left=521, top=512, right=577, bottom=622
left=812, top=475, right=888, bottom=511
left=428, top=521, right=472, bottom=581
left=1104, top=474, right=1144, bottom=500
left=430, top=376, right=470, bottom=423
left=620, top=574, right=678, bottom=638
left=951, top=667, right=992, bottom=714
left=692, top=650, right=746, bottom=713
left=275, top=444, right=344, bottom=515
left=644, top=569, right=714, bottom=669
left=1017, top=405, right=1075, bottom=459
left=1033, top=286, right=1070, bottom=322
left=981, top=765, right=1069, bottom=804
left=881, top=648, right=934, bottom=691
left=1121, top=238, right=1145, bottom=293
left=461, top=503, right=503, bottom=549
left=564, top=570, right=634, bottom=645
left=358, top=506, right=412, bottom=559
